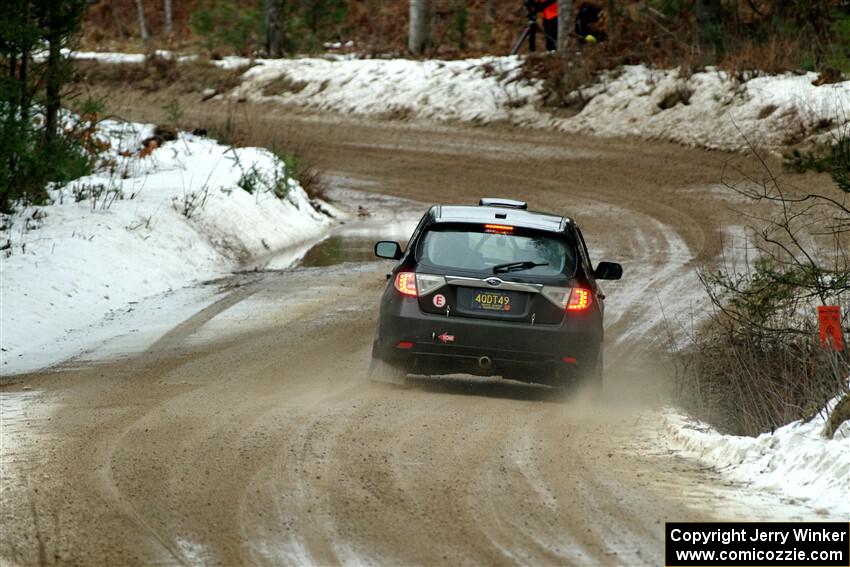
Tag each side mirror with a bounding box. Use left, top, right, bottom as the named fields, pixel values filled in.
left=375, top=241, right=402, bottom=260
left=593, top=261, right=622, bottom=280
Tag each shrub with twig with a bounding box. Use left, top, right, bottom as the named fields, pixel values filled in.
left=672, top=135, right=849, bottom=436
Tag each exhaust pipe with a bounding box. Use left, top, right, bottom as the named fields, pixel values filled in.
left=477, top=356, right=493, bottom=370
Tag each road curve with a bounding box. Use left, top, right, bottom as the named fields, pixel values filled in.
left=1, top=109, right=826, bottom=566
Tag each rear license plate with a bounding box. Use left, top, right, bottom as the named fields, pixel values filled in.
left=471, top=289, right=513, bottom=312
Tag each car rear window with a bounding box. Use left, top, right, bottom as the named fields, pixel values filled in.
left=416, top=226, right=576, bottom=276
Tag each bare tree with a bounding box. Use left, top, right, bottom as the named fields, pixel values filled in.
left=367, top=0, right=388, bottom=54
left=45, top=1, right=63, bottom=142
left=266, top=0, right=284, bottom=57
left=109, top=0, right=124, bottom=36
left=696, top=0, right=721, bottom=43
left=409, top=0, right=430, bottom=55
left=485, top=0, right=495, bottom=23
left=164, top=0, right=173, bottom=38
left=43, top=1, right=86, bottom=142
left=557, top=0, right=572, bottom=51
left=135, top=0, right=149, bottom=45
left=772, top=0, right=788, bottom=26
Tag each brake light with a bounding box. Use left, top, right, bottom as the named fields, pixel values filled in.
left=396, top=341, right=414, bottom=349
left=484, top=224, right=514, bottom=234
left=394, top=272, right=417, bottom=296
left=567, top=288, right=591, bottom=311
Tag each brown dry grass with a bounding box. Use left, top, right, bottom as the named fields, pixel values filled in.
left=73, top=56, right=249, bottom=95
left=719, top=36, right=808, bottom=79
left=671, top=315, right=848, bottom=436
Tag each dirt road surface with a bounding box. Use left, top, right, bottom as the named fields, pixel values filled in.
left=1, top=109, right=831, bottom=566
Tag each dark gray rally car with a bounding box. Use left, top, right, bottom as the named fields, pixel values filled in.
left=369, top=198, right=622, bottom=390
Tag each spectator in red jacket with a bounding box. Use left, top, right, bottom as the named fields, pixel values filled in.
left=537, top=0, right=558, bottom=51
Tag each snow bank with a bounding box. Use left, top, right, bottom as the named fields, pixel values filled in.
left=560, top=65, right=850, bottom=151
left=232, top=56, right=540, bottom=124
left=1, top=120, right=334, bottom=375
left=67, top=50, right=850, bottom=150
left=229, top=56, right=849, bottom=151
left=664, top=398, right=850, bottom=515
left=68, top=50, right=850, bottom=150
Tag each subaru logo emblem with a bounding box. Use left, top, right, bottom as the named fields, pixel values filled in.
left=485, top=277, right=503, bottom=287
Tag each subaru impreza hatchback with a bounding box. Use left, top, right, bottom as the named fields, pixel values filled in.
left=370, top=198, right=622, bottom=390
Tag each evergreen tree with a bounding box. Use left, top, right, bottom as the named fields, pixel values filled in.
left=0, top=0, right=88, bottom=212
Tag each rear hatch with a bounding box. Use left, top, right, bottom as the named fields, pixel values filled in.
left=412, top=223, right=580, bottom=325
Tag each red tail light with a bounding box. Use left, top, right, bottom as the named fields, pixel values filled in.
left=567, top=288, right=591, bottom=311
left=396, top=341, right=414, bottom=349
left=394, top=272, right=417, bottom=296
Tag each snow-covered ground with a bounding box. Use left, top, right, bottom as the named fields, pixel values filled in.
left=664, top=398, right=850, bottom=517
left=229, top=57, right=849, bottom=151
left=0, top=119, right=337, bottom=375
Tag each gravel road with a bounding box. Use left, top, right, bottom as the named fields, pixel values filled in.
left=1, top=109, right=828, bottom=566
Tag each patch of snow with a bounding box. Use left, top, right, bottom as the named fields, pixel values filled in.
left=175, top=535, right=214, bottom=566
left=64, top=49, right=196, bottom=64
left=1, top=119, right=335, bottom=375
left=61, top=284, right=221, bottom=368
left=663, top=397, right=850, bottom=517
left=212, top=55, right=256, bottom=70
left=250, top=538, right=316, bottom=567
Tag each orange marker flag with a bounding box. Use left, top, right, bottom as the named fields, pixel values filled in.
left=818, top=306, right=844, bottom=352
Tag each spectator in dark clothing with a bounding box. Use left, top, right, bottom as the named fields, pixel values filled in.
left=575, top=2, right=606, bottom=43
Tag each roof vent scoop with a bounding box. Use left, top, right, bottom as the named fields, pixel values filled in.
left=478, top=198, right=528, bottom=210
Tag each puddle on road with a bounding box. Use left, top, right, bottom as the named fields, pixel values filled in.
left=262, top=178, right=424, bottom=270
left=183, top=180, right=424, bottom=346
left=298, top=235, right=379, bottom=267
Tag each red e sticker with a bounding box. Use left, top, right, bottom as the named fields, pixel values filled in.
left=433, top=294, right=446, bottom=308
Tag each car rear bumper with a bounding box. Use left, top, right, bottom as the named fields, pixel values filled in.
left=375, top=296, right=601, bottom=382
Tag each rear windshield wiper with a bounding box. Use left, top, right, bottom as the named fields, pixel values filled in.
left=492, top=261, right=549, bottom=274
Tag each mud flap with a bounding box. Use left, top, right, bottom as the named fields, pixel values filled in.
left=368, top=356, right=408, bottom=386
